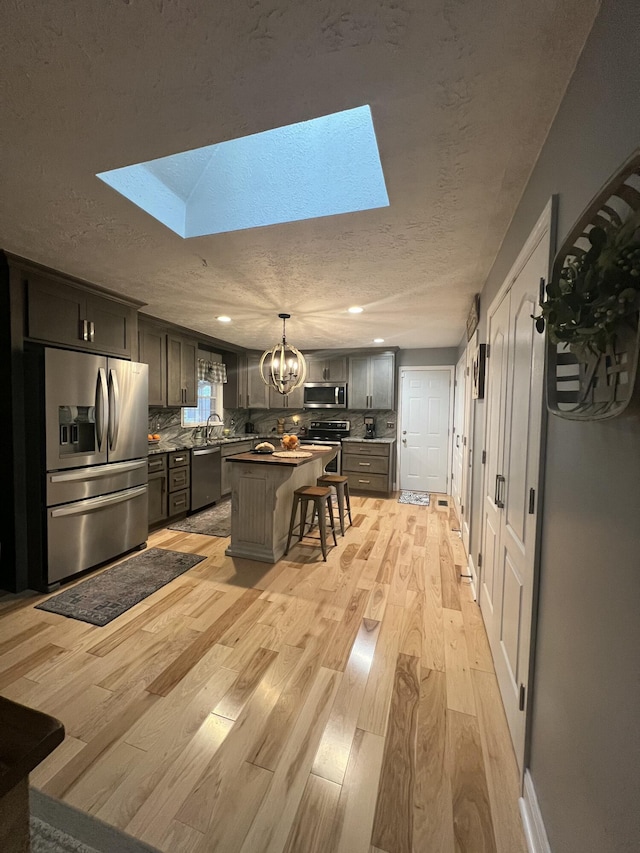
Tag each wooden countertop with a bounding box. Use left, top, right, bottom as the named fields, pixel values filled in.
left=225, top=448, right=333, bottom=467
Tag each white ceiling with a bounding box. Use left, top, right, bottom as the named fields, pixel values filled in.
left=0, top=1, right=599, bottom=351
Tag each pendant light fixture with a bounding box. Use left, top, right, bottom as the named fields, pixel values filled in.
left=259, top=313, right=307, bottom=395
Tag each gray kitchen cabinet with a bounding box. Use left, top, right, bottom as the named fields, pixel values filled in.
left=342, top=440, right=395, bottom=495
left=247, top=352, right=269, bottom=409
left=138, top=323, right=167, bottom=406
left=167, top=450, right=190, bottom=516
left=269, top=381, right=304, bottom=409
left=147, top=454, right=168, bottom=527
left=221, top=440, right=254, bottom=496
left=348, top=352, right=395, bottom=409
left=167, top=334, right=198, bottom=407
left=26, top=273, right=136, bottom=358
left=223, top=351, right=248, bottom=409
left=306, top=354, right=347, bottom=382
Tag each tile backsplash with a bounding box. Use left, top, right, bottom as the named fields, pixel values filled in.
left=148, top=406, right=397, bottom=445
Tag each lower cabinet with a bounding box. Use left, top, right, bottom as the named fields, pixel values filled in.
left=342, top=441, right=395, bottom=495
left=147, top=451, right=191, bottom=527
left=221, top=440, right=255, bottom=496
left=147, top=455, right=168, bottom=527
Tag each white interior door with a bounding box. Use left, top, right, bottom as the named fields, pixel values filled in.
left=451, top=353, right=466, bottom=518
left=399, top=368, right=451, bottom=493
left=461, top=340, right=475, bottom=560
left=480, top=204, right=551, bottom=768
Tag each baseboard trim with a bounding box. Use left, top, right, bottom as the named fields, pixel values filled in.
left=519, top=769, right=552, bottom=853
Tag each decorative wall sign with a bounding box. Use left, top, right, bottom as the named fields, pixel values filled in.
left=466, top=294, right=480, bottom=341
left=472, top=343, right=486, bottom=399
left=543, top=148, right=640, bottom=420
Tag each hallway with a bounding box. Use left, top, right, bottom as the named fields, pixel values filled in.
left=0, top=495, right=526, bottom=852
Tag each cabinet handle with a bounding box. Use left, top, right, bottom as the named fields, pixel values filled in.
left=173, top=456, right=185, bottom=463
left=358, top=462, right=371, bottom=466
left=89, top=320, right=95, bottom=342
left=358, top=479, right=371, bottom=484
left=80, top=319, right=88, bottom=341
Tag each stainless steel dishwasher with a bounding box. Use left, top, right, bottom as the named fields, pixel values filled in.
left=191, top=446, right=222, bottom=511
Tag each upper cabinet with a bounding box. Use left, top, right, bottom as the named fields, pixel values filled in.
left=269, top=381, right=304, bottom=410
left=26, top=273, right=136, bottom=358
left=222, top=351, right=248, bottom=409
left=138, top=324, right=167, bottom=406
left=247, top=352, right=269, bottom=409
left=306, top=354, right=348, bottom=383
left=348, top=352, right=395, bottom=410
left=166, top=334, right=198, bottom=407
left=138, top=320, right=197, bottom=407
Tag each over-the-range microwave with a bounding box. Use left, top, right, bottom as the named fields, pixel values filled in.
left=303, top=382, right=347, bottom=409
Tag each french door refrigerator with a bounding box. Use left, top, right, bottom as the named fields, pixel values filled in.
left=31, top=347, right=149, bottom=587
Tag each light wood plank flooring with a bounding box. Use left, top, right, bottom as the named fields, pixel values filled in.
left=0, top=495, right=527, bottom=853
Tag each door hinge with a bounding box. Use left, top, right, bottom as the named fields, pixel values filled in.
left=486, top=344, right=490, bottom=358
left=461, top=504, right=464, bottom=516
left=539, top=276, right=546, bottom=306
left=528, top=487, right=536, bottom=514
left=478, top=552, right=482, bottom=568
left=481, top=450, right=486, bottom=464
left=519, top=683, right=526, bottom=711
left=465, top=366, right=470, bottom=376
left=463, top=436, right=467, bottom=446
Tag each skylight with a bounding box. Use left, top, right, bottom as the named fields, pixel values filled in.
left=97, top=105, right=389, bottom=238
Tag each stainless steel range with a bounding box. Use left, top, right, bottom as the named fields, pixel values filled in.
left=299, top=420, right=350, bottom=474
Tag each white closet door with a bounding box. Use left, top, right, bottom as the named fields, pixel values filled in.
left=451, top=353, right=466, bottom=518
left=479, top=203, right=551, bottom=769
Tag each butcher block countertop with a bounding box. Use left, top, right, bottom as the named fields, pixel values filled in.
left=226, top=448, right=333, bottom=466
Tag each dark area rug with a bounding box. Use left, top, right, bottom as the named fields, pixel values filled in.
left=398, top=490, right=431, bottom=506
left=35, top=548, right=205, bottom=626
left=168, top=499, right=231, bottom=537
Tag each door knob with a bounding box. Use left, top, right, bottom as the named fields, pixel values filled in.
left=402, top=430, right=407, bottom=435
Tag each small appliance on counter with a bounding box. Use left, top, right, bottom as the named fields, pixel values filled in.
left=364, top=416, right=376, bottom=439
left=245, top=422, right=255, bottom=434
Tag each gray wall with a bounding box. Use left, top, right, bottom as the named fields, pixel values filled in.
left=470, top=2, right=640, bottom=850
left=397, top=347, right=458, bottom=366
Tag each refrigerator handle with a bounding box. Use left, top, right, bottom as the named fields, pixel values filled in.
left=108, top=369, right=120, bottom=451
left=95, top=368, right=108, bottom=452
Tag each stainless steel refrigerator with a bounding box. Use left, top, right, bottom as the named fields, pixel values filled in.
left=37, top=347, right=149, bottom=586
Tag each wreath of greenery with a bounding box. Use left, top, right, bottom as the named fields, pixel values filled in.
left=534, top=210, right=640, bottom=357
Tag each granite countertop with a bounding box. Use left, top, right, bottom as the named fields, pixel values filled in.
left=148, top=434, right=275, bottom=455
left=341, top=436, right=397, bottom=444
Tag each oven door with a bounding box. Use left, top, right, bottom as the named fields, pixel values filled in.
left=303, top=383, right=347, bottom=408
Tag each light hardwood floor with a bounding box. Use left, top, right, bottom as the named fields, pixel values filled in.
left=0, top=494, right=527, bottom=853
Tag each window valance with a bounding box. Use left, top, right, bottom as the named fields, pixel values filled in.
left=198, top=359, right=227, bottom=383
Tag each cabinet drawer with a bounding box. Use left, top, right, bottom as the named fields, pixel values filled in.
left=345, top=472, right=389, bottom=493
left=148, top=454, right=167, bottom=475
left=168, top=489, right=189, bottom=515
left=342, top=442, right=390, bottom=458
left=168, top=451, right=190, bottom=468
left=168, top=467, right=190, bottom=492
left=343, top=455, right=389, bottom=475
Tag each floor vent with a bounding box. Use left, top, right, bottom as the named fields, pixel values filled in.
left=438, top=499, right=449, bottom=506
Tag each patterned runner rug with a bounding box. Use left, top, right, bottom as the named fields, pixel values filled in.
left=168, top=499, right=231, bottom=537
left=35, top=548, right=205, bottom=626
left=398, top=491, right=431, bottom=506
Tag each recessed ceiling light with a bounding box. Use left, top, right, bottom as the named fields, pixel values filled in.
left=374, top=338, right=384, bottom=343
left=217, top=316, right=231, bottom=323
left=348, top=306, right=364, bottom=314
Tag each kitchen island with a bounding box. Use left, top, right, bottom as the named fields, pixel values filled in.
left=224, top=447, right=336, bottom=563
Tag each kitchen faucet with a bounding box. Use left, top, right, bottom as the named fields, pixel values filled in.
left=205, top=412, right=223, bottom=440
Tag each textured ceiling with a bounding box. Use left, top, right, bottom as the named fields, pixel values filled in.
left=0, top=1, right=599, bottom=350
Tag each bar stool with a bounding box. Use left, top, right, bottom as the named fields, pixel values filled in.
left=316, top=474, right=353, bottom=536
left=285, top=485, right=337, bottom=561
